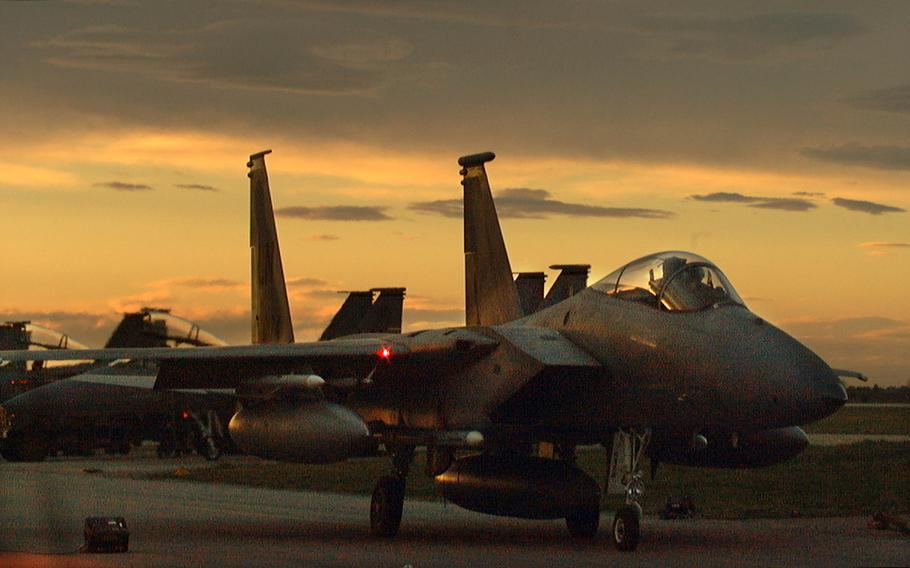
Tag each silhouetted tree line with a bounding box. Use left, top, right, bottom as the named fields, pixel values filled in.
left=846, top=385, right=910, bottom=404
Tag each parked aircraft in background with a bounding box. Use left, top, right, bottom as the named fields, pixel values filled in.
left=515, top=265, right=591, bottom=316
left=0, top=150, right=850, bottom=551
left=0, top=292, right=407, bottom=462
left=0, top=321, right=93, bottom=402
left=0, top=309, right=230, bottom=461
left=320, top=288, right=406, bottom=341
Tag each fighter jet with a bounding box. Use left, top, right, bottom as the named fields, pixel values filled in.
left=515, top=265, right=591, bottom=316
left=320, top=287, right=406, bottom=341
left=0, top=309, right=232, bottom=461
left=0, top=292, right=404, bottom=462
left=0, top=321, right=93, bottom=402
left=0, top=150, right=850, bottom=551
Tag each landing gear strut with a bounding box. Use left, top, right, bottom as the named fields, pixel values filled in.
left=607, top=428, right=651, bottom=551
left=370, top=446, right=413, bottom=538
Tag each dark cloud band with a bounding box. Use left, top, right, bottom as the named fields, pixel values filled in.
left=276, top=205, right=393, bottom=221
left=689, top=192, right=816, bottom=212
left=801, top=143, right=910, bottom=171
left=409, top=188, right=673, bottom=220
left=94, top=181, right=153, bottom=191
left=832, top=198, right=905, bottom=215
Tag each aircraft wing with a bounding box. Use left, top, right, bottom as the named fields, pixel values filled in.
left=0, top=330, right=500, bottom=390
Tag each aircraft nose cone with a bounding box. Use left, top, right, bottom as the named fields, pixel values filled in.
left=803, top=366, right=847, bottom=423
left=817, top=381, right=848, bottom=415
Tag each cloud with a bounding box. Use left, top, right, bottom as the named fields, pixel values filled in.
left=407, top=198, right=461, bottom=218
left=857, top=242, right=910, bottom=256
left=409, top=188, right=674, bottom=220
left=747, top=198, right=817, bottom=212
left=94, top=180, right=153, bottom=191
left=793, top=191, right=825, bottom=197
left=150, top=277, right=244, bottom=290
left=286, top=277, right=328, bottom=288
left=306, top=234, right=340, bottom=241
left=780, top=316, right=910, bottom=386
left=690, top=192, right=903, bottom=215
left=275, top=205, right=393, bottom=221
left=847, top=84, right=910, bottom=114
left=801, top=143, right=910, bottom=171
left=831, top=197, right=905, bottom=215
left=268, top=0, right=600, bottom=30
left=175, top=183, right=219, bottom=191
left=857, top=242, right=910, bottom=249
left=784, top=316, right=907, bottom=339
left=689, top=192, right=816, bottom=212
left=63, top=0, right=139, bottom=5
left=689, top=192, right=762, bottom=204
left=636, top=12, right=861, bottom=61
left=35, top=20, right=416, bottom=96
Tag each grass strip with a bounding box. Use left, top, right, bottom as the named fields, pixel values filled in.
left=803, top=406, right=909, bottom=435
left=137, top=441, right=909, bottom=519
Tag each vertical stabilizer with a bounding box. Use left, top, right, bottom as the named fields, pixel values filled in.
left=249, top=150, right=295, bottom=344
left=460, top=152, right=521, bottom=326
left=515, top=272, right=546, bottom=315
left=358, top=287, right=405, bottom=334
left=541, top=264, right=591, bottom=309
left=319, top=291, right=373, bottom=341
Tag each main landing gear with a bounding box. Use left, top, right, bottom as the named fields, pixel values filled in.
left=607, top=428, right=651, bottom=551
left=370, top=446, right=414, bottom=537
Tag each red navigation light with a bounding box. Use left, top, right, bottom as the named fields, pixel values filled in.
left=378, top=347, right=392, bottom=360
left=180, top=411, right=190, bottom=420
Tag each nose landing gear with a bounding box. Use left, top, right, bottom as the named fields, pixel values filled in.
left=606, top=428, right=651, bottom=551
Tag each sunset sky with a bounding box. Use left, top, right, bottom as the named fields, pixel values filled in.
left=2, top=1, right=908, bottom=385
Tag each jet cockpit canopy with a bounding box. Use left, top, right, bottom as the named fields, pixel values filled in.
left=140, top=309, right=227, bottom=348
left=25, top=324, right=90, bottom=351
left=592, top=251, right=744, bottom=312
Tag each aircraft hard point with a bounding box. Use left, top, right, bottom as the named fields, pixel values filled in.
left=0, top=150, right=849, bottom=552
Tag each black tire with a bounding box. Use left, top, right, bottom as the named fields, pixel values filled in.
left=1, top=446, right=22, bottom=462
left=370, top=475, right=405, bottom=538
left=612, top=504, right=641, bottom=552
left=566, top=505, right=600, bottom=538
left=3, top=436, right=47, bottom=462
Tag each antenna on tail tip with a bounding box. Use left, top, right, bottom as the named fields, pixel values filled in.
left=458, top=152, right=495, bottom=167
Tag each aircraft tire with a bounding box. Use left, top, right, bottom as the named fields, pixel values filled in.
left=1, top=434, right=47, bottom=462
left=370, top=475, right=405, bottom=538
left=612, top=504, right=641, bottom=552
left=565, top=504, right=600, bottom=538
left=0, top=446, right=22, bottom=462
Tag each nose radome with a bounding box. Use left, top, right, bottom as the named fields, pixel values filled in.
left=803, top=363, right=847, bottom=423
left=818, top=381, right=848, bottom=413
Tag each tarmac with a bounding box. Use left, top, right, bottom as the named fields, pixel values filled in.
left=1, top=451, right=907, bottom=567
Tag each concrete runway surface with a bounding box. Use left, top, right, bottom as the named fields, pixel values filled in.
left=1, top=454, right=907, bottom=567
